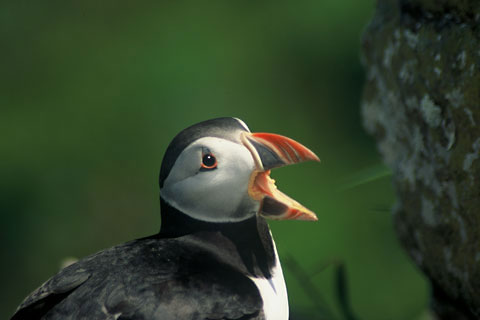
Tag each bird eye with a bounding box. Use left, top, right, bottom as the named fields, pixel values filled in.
left=201, top=153, right=217, bottom=170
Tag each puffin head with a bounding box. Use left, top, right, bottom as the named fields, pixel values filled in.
left=159, top=117, right=319, bottom=223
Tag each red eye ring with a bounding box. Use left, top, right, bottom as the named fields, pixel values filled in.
left=201, top=153, right=217, bottom=169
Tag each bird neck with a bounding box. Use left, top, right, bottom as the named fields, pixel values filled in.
left=158, top=197, right=277, bottom=278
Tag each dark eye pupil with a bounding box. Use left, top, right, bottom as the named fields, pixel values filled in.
left=202, top=154, right=216, bottom=167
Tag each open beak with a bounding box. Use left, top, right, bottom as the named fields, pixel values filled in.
left=241, top=132, right=320, bottom=221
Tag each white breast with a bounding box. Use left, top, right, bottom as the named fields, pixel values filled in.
left=248, top=237, right=289, bottom=320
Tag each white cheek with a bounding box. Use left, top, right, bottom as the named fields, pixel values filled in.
left=171, top=174, right=244, bottom=215
left=160, top=138, right=259, bottom=222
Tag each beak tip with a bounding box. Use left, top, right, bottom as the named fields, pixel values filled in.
left=298, top=148, right=320, bottom=164
left=289, top=210, right=318, bottom=221
left=306, top=148, right=320, bottom=162
left=304, top=213, right=319, bottom=221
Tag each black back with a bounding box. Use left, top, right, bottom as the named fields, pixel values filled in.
left=12, top=233, right=267, bottom=320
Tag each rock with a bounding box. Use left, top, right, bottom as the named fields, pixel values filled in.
left=361, top=0, right=480, bottom=318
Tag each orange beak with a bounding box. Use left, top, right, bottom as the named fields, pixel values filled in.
left=241, top=132, right=320, bottom=221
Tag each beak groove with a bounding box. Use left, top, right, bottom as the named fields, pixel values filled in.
left=244, top=132, right=319, bottom=171
left=250, top=132, right=320, bottom=166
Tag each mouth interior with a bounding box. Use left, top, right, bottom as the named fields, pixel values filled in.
left=248, top=170, right=275, bottom=200
left=248, top=170, right=318, bottom=221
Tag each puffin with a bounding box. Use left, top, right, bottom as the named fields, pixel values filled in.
left=11, top=117, right=319, bottom=320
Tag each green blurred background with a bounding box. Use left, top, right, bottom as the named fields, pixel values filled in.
left=1, top=1, right=428, bottom=319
